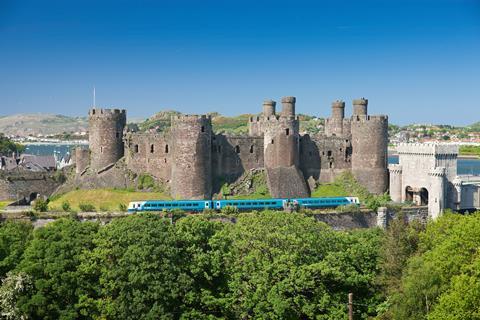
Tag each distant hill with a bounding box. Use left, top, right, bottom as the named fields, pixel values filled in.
left=0, top=114, right=88, bottom=136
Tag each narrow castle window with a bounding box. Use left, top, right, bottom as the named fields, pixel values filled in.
left=249, top=145, right=254, bottom=153
left=327, top=151, right=332, bottom=157
left=150, top=144, right=154, bottom=153
left=100, top=146, right=103, bottom=153
left=116, top=132, right=120, bottom=138
left=271, top=139, right=274, bottom=144
left=164, top=158, right=167, bottom=163
left=165, top=145, right=169, bottom=153
left=134, top=145, right=139, bottom=153
left=92, top=109, right=96, bottom=115
left=201, top=126, right=205, bottom=133
left=329, top=161, right=333, bottom=168
left=235, top=145, right=240, bottom=154
left=286, top=128, right=290, bottom=136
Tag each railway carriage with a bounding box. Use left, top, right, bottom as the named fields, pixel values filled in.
left=292, top=196, right=359, bottom=209
left=214, top=198, right=287, bottom=211
left=128, top=200, right=212, bottom=212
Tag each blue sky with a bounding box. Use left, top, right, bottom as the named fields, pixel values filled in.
left=0, top=0, right=479, bottom=125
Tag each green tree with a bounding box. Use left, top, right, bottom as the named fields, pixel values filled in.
left=15, top=219, right=99, bottom=320
left=211, top=211, right=382, bottom=319
left=0, top=221, right=33, bottom=278
left=79, top=214, right=186, bottom=319
left=0, top=134, right=25, bottom=157
left=390, top=212, right=480, bottom=320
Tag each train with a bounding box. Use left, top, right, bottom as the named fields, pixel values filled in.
left=127, top=197, right=360, bottom=212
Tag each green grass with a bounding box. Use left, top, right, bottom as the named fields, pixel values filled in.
left=0, top=200, right=14, bottom=210
left=459, top=145, right=480, bottom=157
left=311, top=183, right=349, bottom=198
left=49, top=189, right=170, bottom=212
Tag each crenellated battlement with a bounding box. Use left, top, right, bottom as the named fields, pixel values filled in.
left=388, top=164, right=403, bottom=174
left=89, top=108, right=126, bottom=118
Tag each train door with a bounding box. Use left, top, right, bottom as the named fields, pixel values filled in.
left=204, top=201, right=210, bottom=209
left=215, top=201, right=221, bottom=209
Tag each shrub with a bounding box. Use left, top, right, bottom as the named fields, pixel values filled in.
left=137, top=174, right=156, bottom=190
left=99, top=206, right=109, bottom=212
left=119, top=203, right=127, bottom=212
left=79, top=203, right=96, bottom=212
left=62, top=201, right=71, bottom=212
left=221, top=206, right=239, bottom=215
left=33, top=199, right=48, bottom=212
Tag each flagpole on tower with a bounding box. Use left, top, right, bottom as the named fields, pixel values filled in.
left=93, top=87, right=96, bottom=107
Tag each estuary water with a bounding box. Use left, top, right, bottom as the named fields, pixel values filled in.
left=23, top=144, right=480, bottom=176
left=23, top=144, right=87, bottom=159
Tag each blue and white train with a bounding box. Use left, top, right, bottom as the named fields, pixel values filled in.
left=127, top=197, right=359, bottom=212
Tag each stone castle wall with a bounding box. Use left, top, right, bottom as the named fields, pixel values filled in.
left=124, top=131, right=172, bottom=181
left=170, top=115, right=212, bottom=200
left=82, top=97, right=388, bottom=199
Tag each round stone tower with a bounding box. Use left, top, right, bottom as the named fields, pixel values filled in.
left=352, top=98, right=368, bottom=117
left=88, top=108, right=126, bottom=171
left=263, top=100, right=276, bottom=117
left=170, top=115, right=212, bottom=200
left=325, top=100, right=345, bottom=136
left=281, top=96, right=296, bottom=118
left=350, top=100, right=388, bottom=194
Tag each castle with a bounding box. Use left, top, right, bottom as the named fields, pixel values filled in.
left=74, top=97, right=389, bottom=199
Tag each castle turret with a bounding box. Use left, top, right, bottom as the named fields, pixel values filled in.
left=263, top=96, right=300, bottom=168
left=263, top=100, right=276, bottom=117
left=352, top=98, right=368, bottom=117
left=388, top=164, right=403, bottom=202
left=428, top=167, right=446, bottom=219
left=350, top=99, right=388, bottom=194
left=88, top=108, right=126, bottom=171
left=170, top=115, right=212, bottom=199
left=281, top=96, right=296, bottom=118
left=325, top=100, right=345, bottom=136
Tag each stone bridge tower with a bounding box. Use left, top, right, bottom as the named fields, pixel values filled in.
left=88, top=108, right=126, bottom=171
left=170, top=115, right=212, bottom=200
left=350, top=98, right=389, bottom=194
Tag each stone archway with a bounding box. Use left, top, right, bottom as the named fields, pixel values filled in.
left=405, top=186, right=414, bottom=202
left=420, top=188, right=429, bottom=205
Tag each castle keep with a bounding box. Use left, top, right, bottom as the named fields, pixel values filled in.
left=76, top=97, right=389, bottom=199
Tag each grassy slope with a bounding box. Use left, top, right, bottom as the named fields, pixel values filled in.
left=311, top=184, right=349, bottom=198
left=49, top=189, right=170, bottom=212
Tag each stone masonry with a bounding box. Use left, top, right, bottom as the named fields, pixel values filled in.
left=78, top=96, right=389, bottom=199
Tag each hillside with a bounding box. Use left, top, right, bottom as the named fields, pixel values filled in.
left=0, top=114, right=88, bottom=136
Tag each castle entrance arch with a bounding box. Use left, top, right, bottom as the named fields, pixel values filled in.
left=420, top=188, right=429, bottom=205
